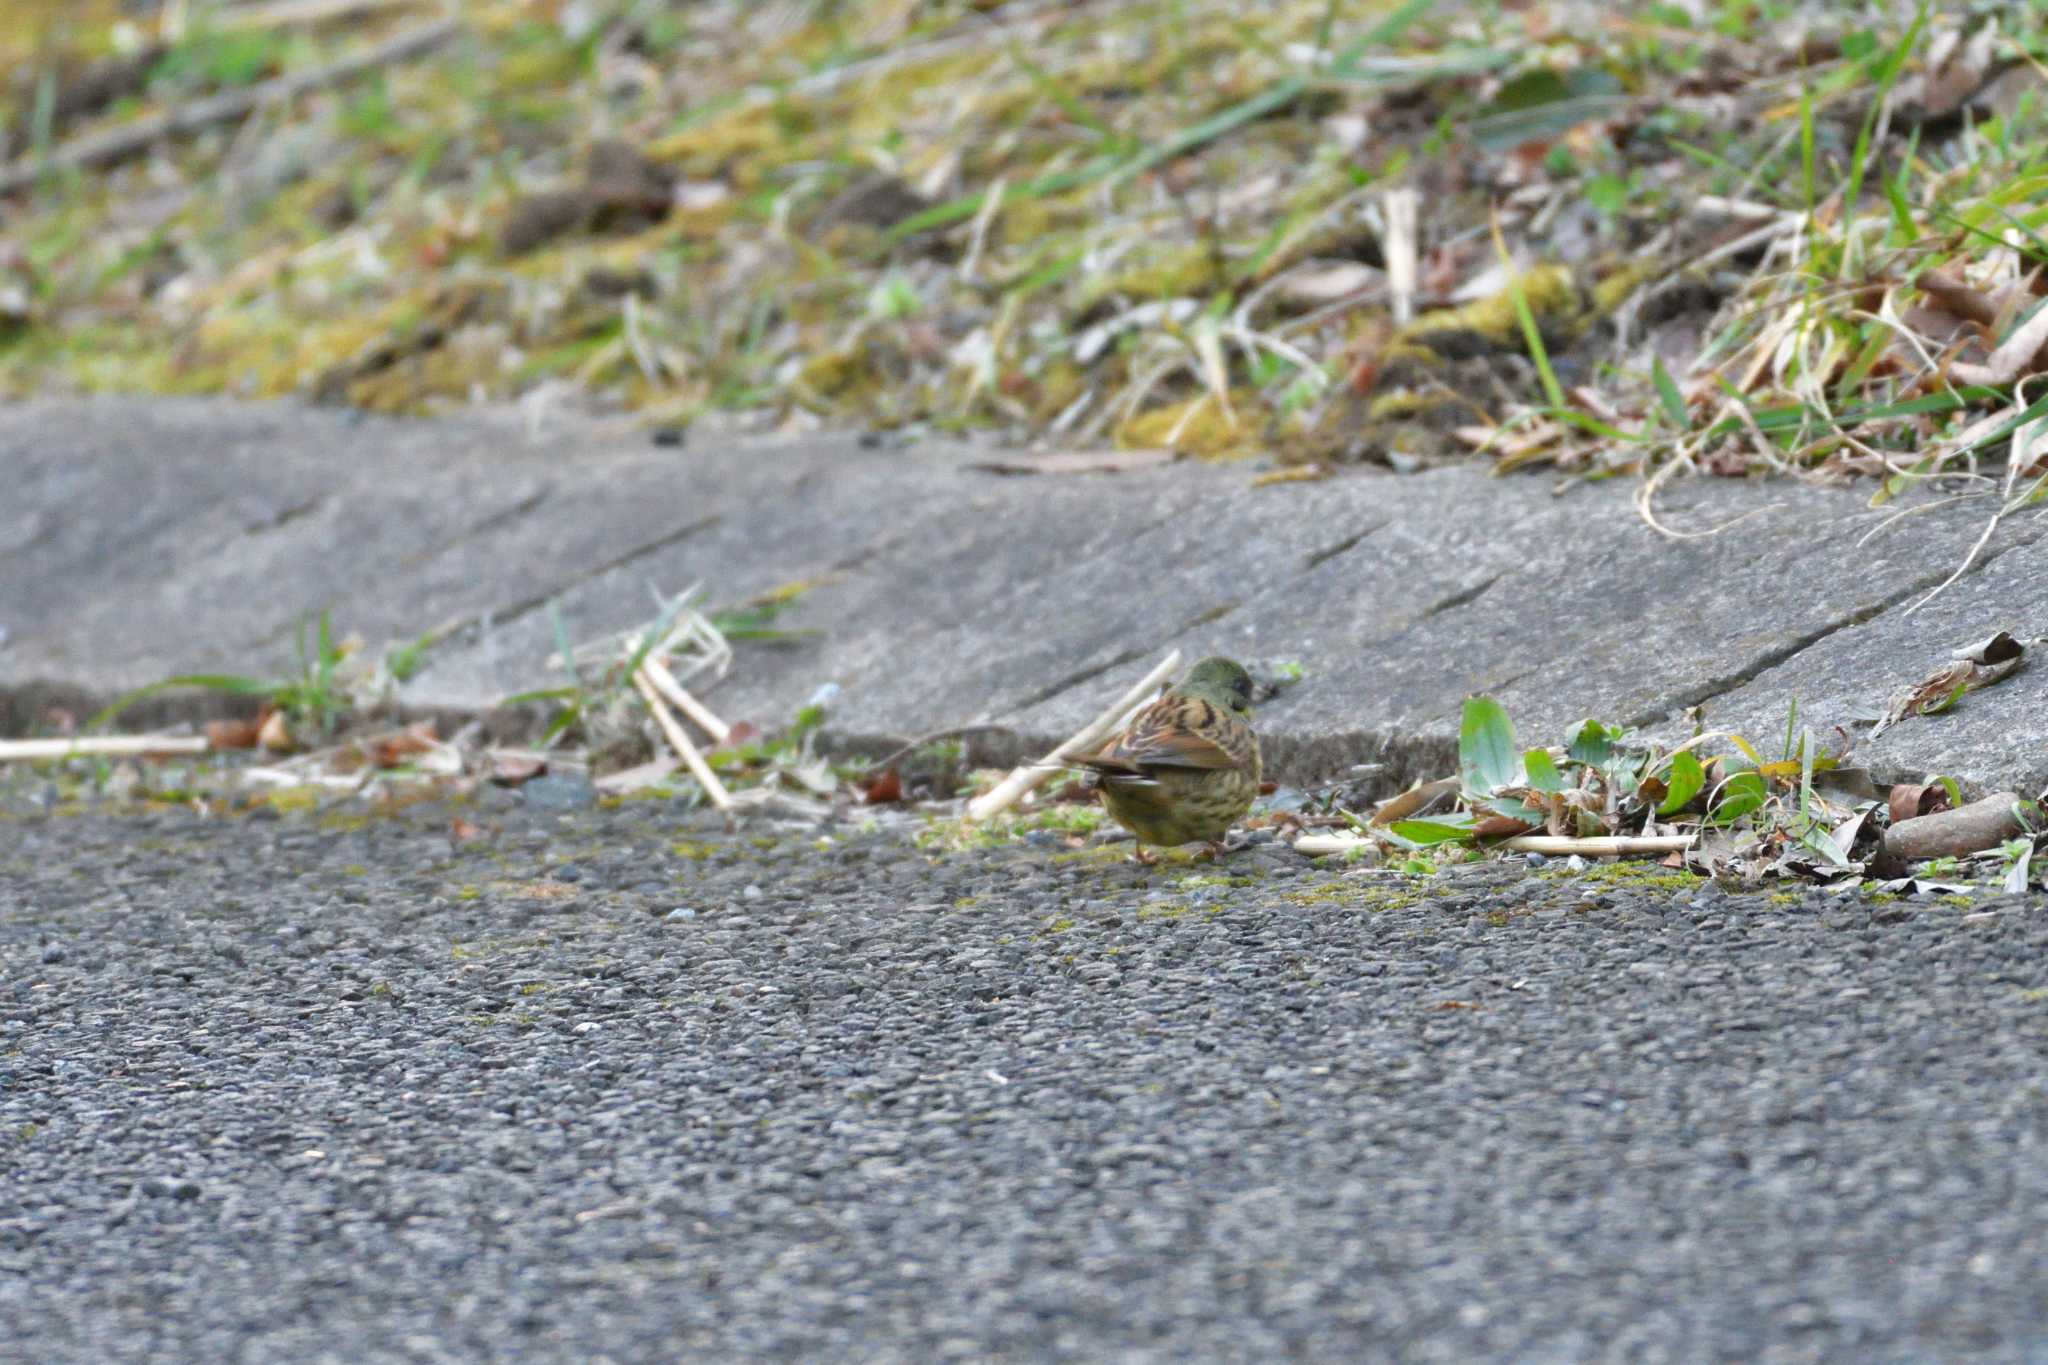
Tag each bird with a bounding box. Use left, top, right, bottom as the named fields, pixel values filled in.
left=1065, top=656, right=1262, bottom=863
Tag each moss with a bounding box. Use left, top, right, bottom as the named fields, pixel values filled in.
left=1575, top=861, right=1700, bottom=893
left=1078, top=243, right=1226, bottom=310
left=1048, top=845, right=1132, bottom=868
left=671, top=841, right=718, bottom=860
left=1119, top=391, right=1261, bottom=460
left=262, top=787, right=324, bottom=814
left=1398, top=265, right=1584, bottom=355
left=1134, top=901, right=1196, bottom=922
left=1589, top=259, right=1661, bottom=314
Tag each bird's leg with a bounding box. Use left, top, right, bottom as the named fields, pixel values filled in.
left=1131, top=844, right=1158, bottom=866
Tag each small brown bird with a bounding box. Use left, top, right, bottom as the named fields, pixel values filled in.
left=1067, top=657, right=1262, bottom=862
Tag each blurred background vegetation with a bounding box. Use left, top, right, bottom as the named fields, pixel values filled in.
left=4, top=1, right=2046, bottom=486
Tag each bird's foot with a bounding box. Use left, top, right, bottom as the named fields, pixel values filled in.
left=1132, top=845, right=1159, bottom=866
left=1203, top=832, right=1254, bottom=860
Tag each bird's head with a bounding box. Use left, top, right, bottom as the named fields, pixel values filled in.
left=1176, top=656, right=1255, bottom=717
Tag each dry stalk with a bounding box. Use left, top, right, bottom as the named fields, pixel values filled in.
left=0, top=735, right=210, bottom=761
left=637, top=651, right=731, bottom=743
left=966, top=650, right=1182, bottom=821
left=1293, top=832, right=1695, bottom=858
left=632, top=669, right=732, bottom=810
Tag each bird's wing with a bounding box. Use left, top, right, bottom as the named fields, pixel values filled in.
left=1098, top=697, right=1252, bottom=772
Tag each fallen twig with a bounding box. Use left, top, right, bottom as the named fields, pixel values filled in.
left=632, top=667, right=731, bottom=810
left=0, top=735, right=210, bottom=761
left=637, top=651, right=731, bottom=744
left=967, top=650, right=1182, bottom=821
left=1293, top=832, right=1695, bottom=858
left=0, top=16, right=460, bottom=194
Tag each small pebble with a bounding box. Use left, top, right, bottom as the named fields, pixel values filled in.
left=743, top=884, right=763, bottom=901
left=666, top=907, right=697, bottom=922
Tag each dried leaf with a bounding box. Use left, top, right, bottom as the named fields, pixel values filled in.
left=368, top=721, right=439, bottom=768
left=1886, top=782, right=1950, bottom=826
left=594, top=757, right=681, bottom=793
left=1877, top=631, right=2027, bottom=733
left=712, top=720, right=761, bottom=752
left=1250, top=465, right=1331, bottom=488
left=257, top=709, right=295, bottom=753
left=1953, top=630, right=2024, bottom=665
left=1369, top=776, right=1462, bottom=827
left=860, top=766, right=904, bottom=804
left=206, top=717, right=263, bottom=750
left=491, top=752, right=549, bottom=786
left=1273, top=261, right=1377, bottom=306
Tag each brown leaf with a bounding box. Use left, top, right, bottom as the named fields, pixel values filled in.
left=368, top=721, right=439, bottom=769
left=1881, top=631, right=2027, bottom=731
left=712, top=720, right=761, bottom=752
left=1914, top=268, right=2006, bottom=328
left=206, top=717, right=263, bottom=750
left=1471, top=813, right=1539, bottom=839
left=257, top=709, right=295, bottom=753
left=1886, top=782, right=1952, bottom=826
left=1953, top=630, right=2024, bottom=666
left=450, top=816, right=487, bottom=844
left=860, top=767, right=904, bottom=804
left=1369, top=776, right=1462, bottom=827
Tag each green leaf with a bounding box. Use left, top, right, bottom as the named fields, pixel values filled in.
left=546, top=600, right=582, bottom=691
left=1658, top=750, right=1705, bottom=814
left=1458, top=696, right=1521, bottom=794
left=621, top=591, right=693, bottom=688
left=88, top=673, right=277, bottom=731
left=499, top=685, right=581, bottom=706
left=1567, top=718, right=1623, bottom=769
left=1711, top=770, right=1768, bottom=825
left=1524, top=748, right=1563, bottom=793
left=1919, top=679, right=1969, bottom=716
left=1387, top=814, right=1478, bottom=847
left=1482, top=795, right=1548, bottom=827
left=1652, top=357, right=1689, bottom=430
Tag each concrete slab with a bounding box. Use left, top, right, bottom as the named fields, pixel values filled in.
left=2, top=396, right=2042, bottom=796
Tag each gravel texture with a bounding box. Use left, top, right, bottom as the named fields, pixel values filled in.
left=5, top=798, right=2048, bottom=1362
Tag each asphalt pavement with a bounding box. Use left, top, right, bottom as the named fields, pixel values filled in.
left=7, top=798, right=2048, bottom=1362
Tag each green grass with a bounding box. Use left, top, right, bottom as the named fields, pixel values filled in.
left=3, top=1, right=2046, bottom=488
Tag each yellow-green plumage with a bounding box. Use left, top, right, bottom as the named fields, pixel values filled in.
left=1069, top=657, right=1261, bottom=858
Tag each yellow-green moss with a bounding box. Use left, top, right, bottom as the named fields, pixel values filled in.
left=1119, top=391, right=1260, bottom=460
